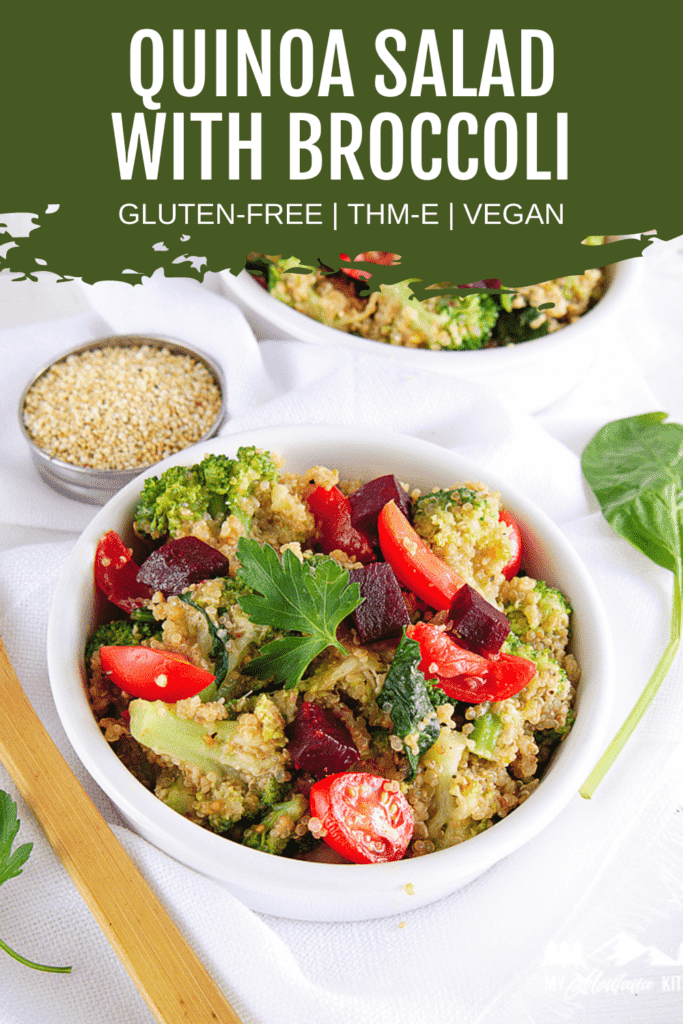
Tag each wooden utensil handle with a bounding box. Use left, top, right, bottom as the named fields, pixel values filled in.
left=0, top=637, right=241, bottom=1024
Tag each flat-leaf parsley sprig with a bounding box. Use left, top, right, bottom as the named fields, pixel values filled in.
left=0, top=790, right=71, bottom=973
left=236, top=538, right=363, bottom=689
left=580, top=412, right=683, bottom=798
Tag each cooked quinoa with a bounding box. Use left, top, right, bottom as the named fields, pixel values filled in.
left=22, top=344, right=222, bottom=470
left=250, top=249, right=605, bottom=351
left=86, top=449, right=579, bottom=862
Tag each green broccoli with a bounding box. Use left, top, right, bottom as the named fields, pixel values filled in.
left=419, top=727, right=489, bottom=849
left=503, top=579, right=572, bottom=659
left=133, top=448, right=279, bottom=540
left=411, top=486, right=511, bottom=602
left=241, top=794, right=308, bottom=855
left=422, top=292, right=500, bottom=350
left=224, top=445, right=280, bottom=530
left=84, top=618, right=160, bottom=665
left=129, top=696, right=289, bottom=833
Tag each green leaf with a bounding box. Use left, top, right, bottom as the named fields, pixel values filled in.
left=582, top=412, right=683, bottom=574
left=0, top=792, right=32, bottom=887
left=0, top=790, right=72, bottom=973
left=378, top=632, right=440, bottom=778
left=235, top=538, right=362, bottom=689
left=579, top=413, right=683, bottom=797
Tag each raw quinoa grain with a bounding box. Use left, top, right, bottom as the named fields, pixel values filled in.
left=22, top=344, right=222, bottom=470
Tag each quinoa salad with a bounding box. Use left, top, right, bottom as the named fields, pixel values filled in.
left=86, top=446, right=580, bottom=864
left=246, top=240, right=606, bottom=352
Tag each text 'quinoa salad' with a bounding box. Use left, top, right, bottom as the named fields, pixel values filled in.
left=86, top=446, right=579, bottom=864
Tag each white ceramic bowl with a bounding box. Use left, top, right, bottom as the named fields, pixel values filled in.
left=220, top=256, right=639, bottom=414
left=47, top=425, right=613, bottom=921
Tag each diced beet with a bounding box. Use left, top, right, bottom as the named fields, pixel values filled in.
left=286, top=702, right=359, bottom=779
left=348, top=475, right=411, bottom=543
left=448, top=584, right=511, bottom=655
left=136, top=536, right=230, bottom=596
left=349, top=562, right=410, bottom=644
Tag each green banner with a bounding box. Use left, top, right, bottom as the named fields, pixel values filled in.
left=1, top=0, right=680, bottom=290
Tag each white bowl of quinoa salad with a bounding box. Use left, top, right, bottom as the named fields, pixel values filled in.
left=220, top=246, right=639, bottom=413
left=47, top=425, right=613, bottom=921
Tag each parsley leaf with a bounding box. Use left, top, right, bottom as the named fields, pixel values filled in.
left=0, top=791, right=71, bottom=973
left=378, top=632, right=440, bottom=778
left=236, top=538, right=362, bottom=689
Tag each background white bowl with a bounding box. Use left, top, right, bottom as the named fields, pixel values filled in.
left=219, top=257, right=639, bottom=414
left=47, top=425, right=613, bottom=921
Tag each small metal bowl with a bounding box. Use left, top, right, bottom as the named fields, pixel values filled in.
left=19, top=334, right=227, bottom=505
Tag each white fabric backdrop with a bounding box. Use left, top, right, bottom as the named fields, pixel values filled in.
left=1, top=236, right=683, bottom=1023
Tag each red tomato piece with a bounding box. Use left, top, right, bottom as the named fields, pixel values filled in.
left=377, top=501, right=464, bottom=611
left=307, top=485, right=375, bottom=564
left=339, top=251, right=398, bottom=281
left=435, top=652, right=537, bottom=703
left=309, top=772, right=414, bottom=864
left=407, top=621, right=536, bottom=702
left=95, top=531, right=153, bottom=614
left=99, top=646, right=215, bottom=702
left=407, top=622, right=490, bottom=677
left=499, top=511, right=522, bottom=580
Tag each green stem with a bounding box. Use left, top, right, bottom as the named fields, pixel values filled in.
left=580, top=570, right=683, bottom=799
left=0, top=935, right=72, bottom=973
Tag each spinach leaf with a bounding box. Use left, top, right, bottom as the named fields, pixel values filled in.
left=378, top=632, right=440, bottom=778
left=580, top=412, right=683, bottom=797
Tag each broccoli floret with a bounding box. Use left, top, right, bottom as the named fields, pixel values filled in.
left=129, top=696, right=289, bottom=834
left=411, top=486, right=512, bottom=602
left=503, top=578, right=572, bottom=660
left=241, top=794, right=308, bottom=855
left=419, top=727, right=489, bottom=849
left=133, top=449, right=279, bottom=540
left=224, top=445, right=279, bottom=530
left=423, top=292, right=500, bottom=350
left=84, top=618, right=160, bottom=665
left=134, top=464, right=213, bottom=540
left=501, top=633, right=571, bottom=729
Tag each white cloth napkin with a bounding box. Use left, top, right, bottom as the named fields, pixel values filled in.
left=1, top=236, right=683, bottom=1024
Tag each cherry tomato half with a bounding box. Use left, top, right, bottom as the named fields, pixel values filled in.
left=377, top=501, right=464, bottom=611
left=309, top=772, right=414, bottom=864
left=499, top=511, right=522, bottom=580
left=99, top=646, right=215, bottom=702
left=95, top=530, right=153, bottom=614
left=307, top=485, right=375, bottom=564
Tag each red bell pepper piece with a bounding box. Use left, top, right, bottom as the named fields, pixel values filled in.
left=307, top=486, right=375, bottom=564
left=377, top=501, right=464, bottom=611
left=94, top=531, right=153, bottom=613
left=407, top=621, right=537, bottom=703
left=99, top=646, right=215, bottom=702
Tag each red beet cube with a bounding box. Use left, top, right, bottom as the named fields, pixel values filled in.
left=448, top=584, right=510, bottom=655
left=136, top=536, right=230, bottom=596
left=286, top=702, right=359, bottom=779
left=348, top=475, right=411, bottom=543
left=349, top=562, right=410, bottom=644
